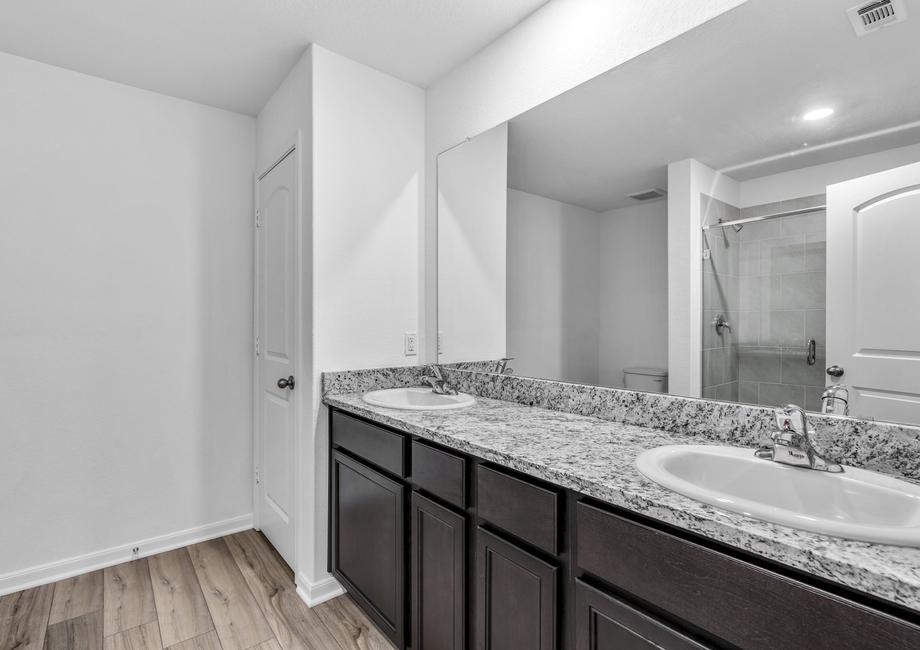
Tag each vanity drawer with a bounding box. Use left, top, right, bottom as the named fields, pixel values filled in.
left=411, top=440, right=467, bottom=508
left=331, top=410, right=406, bottom=477
left=576, top=502, right=920, bottom=649
left=476, top=465, right=560, bottom=555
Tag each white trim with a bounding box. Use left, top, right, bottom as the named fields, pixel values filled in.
left=295, top=572, right=345, bottom=608
left=0, top=514, right=253, bottom=597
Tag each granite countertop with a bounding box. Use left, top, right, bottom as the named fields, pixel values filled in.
left=324, top=391, right=920, bottom=613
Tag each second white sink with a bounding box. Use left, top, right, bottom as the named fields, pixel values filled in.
left=363, top=386, right=475, bottom=410
left=636, top=445, right=920, bottom=546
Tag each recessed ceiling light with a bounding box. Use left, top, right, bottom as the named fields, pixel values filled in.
left=803, top=107, right=834, bottom=121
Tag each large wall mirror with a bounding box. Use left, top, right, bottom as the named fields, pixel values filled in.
left=437, top=0, right=920, bottom=426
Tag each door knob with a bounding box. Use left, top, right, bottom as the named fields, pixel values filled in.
left=277, top=376, right=295, bottom=390
left=826, top=365, right=845, bottom=378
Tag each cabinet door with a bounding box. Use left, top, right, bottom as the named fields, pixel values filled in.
left=332, top=450, right=405, bottom=648
left=411, top=492, right=466, bottom=650
left=575, top=581, right=708, bottom=650
left=475, top=527, right=557, bottom=650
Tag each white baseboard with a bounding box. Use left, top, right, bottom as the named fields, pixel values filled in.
left=0, top=514, right=253, bottom=597
left=296, top=571, right=345, bottom=607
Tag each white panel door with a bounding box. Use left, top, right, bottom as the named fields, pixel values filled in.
left=826, top=160, right=920, bottom=425
left=256, top=151, right=297, bottom=567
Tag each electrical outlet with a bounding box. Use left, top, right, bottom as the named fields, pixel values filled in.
left=438, top=331, right=444, bottom=355
left=132, top=547, right=140, bottom=559
left=404, top=332, right=418, bottom=356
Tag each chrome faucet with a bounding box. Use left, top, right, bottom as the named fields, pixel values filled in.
left=494, top=357, right=514, bottom=375
left=754, top=404, right=843, bottom=473
left=821, top=384, right=849, bottom=416
left=422, top=365, right=458, bottom=395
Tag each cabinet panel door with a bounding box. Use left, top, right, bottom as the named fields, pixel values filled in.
left=575, top=581, right=707, bottom=650
left=475, top=527, right=557, bottom=650
left=412, top=492, right=466, bottom=650
left=332, top=450, right=405, bottom=648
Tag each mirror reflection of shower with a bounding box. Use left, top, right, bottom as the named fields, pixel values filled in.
left=701, top=196, right=827, bottom=409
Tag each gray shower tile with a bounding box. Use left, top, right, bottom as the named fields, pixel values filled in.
left=739, top=346, right=781, bottom=383
left=759, top=382, right=806, bottom=407
left=781, top=346, right=826, bottom=387
left=740, top=218, right=784, bottom=240
left=725, top=346, right=740, bottom=382
left=805, top=386, right=825, bottom=412
left=737, top=311, right=761, bottom=346
left=780, top=194, right=826, bottom=212
left=806, top=309, right=826, bottom=347
left=804, top=233, right=826, bottom=273
left=739, top=241, right=761, bottom=276
left=780, top=210, right=826, bottom=236
left=739, top=381, right=759, bottom=404
left=779, top=272, right=826, bottom=310
left=702, top=348, right=723, bottom=387
left=760, top=235, right=805, bottom=275
left=760, top=310, right=805, bottom=347
left=738, top=275, right=764, bottom=311
left=706, top=236, right=739, bottom=275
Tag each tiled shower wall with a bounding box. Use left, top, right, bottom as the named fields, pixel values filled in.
left=701, top=194, right=827, bottom=410
left=701, top=195, right=740, bottom=401
left=736, top=195, right=827, bottom=410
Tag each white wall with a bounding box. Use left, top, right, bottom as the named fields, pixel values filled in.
left=667, top=159, right=739, bottom=397
left=598, top=201, right=669, bottom=388
left=438, top=125, right=509, bottom=363
left=739, top=141, right=920, bottom=207
left=507, top=189, right=599, bottom=383
left=0, top=52, right=255, bottom=586
left=423, top=0, right=749, bottom=358
left=310, top=45, right=425, bottom=589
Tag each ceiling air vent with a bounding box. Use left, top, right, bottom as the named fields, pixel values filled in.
left=628, top=188, right=667, bottom=201
left=847, top=0, right=908, bottom=36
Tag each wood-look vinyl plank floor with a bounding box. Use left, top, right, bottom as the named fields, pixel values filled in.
left=163, top=630, right=221, bottom=650
left=43, top=611, right=102, bottom=650
left=2, top=531, right=390, bottom=650
left=0, top=583, right=54, bottom=650
left=187, top=539, right=274, bottom=650
left=49, top=571, right=103, bottom=626
left=312, top=597, right=395, bottom=650
left=103, top=560, right=157, bottom=638
left=224, top=531, right=342, bottom=650
left=148, top=549, right=214, bottom=647
left=103, top=621, right=162, bottom=650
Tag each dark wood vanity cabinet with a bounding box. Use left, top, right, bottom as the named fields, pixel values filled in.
left=411, top=492, right=466, bottom=650
left=574, top=580, right=705, bottom=650
left=329, top=408, right=920, bottom=650
left=331, top=449, right=406, bottom=648
left=475, top=527, right=558, bottom=650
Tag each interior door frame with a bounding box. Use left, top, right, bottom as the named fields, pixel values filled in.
left=252, top=130, right=304, bottom=572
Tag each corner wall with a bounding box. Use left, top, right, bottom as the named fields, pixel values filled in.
left=310, top=45, right=425, bottom=592
left=0, top=51, right=256, bottom=591
left=598, top=201, right=669, bottom=388
left=506, top=189, right=599, bottom=384
left=668, top=159, right=739, bottom=397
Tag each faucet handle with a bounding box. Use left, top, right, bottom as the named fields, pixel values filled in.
left=775, top=404, right=807, bottom=434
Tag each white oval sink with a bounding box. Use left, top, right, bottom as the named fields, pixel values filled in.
left=636, top=445, right=920, bottom=546
left=362, top=387, right=475, bottom=410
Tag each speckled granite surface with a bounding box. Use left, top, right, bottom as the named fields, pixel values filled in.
left=324, top=390, right=920, bottom=612
left=322, top=365, right=920, bottom=482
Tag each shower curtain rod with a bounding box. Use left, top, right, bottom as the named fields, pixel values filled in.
left=701, top=204, right=826, bottom=231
